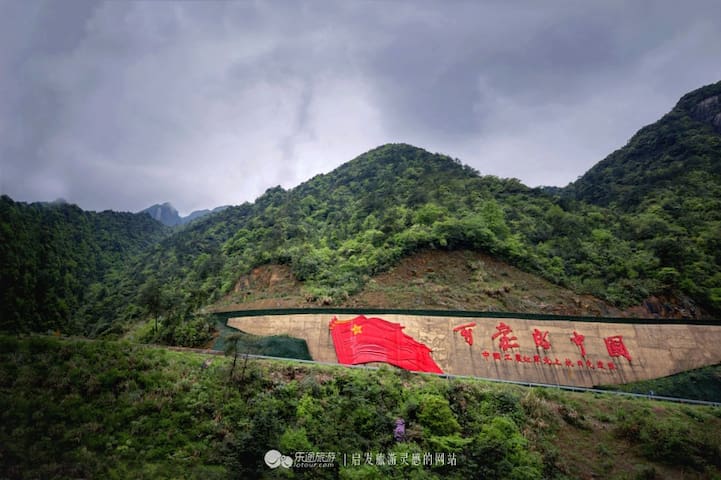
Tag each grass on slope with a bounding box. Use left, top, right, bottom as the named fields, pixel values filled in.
left=1, top=335, right=721, bottom=479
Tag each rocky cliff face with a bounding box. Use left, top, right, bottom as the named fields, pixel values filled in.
left=141, top=202, right=182, bottom=226
left=140, top=203, right=228, bottom=226
left=691, top=94, right=721, bottom=132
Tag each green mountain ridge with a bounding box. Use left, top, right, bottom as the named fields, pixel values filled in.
left=568, top=80, right=721, bottom=209
left=2, top=81, right=721, bottom=342
left=0, top=196, right=170, bottom=332
left=567, top=80, right=721, bottom=312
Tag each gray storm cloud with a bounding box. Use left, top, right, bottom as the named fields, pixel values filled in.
left=1, top=0, right=720, bottom=214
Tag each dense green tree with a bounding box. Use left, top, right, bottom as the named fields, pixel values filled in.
left=568, top=79, right=721, bottom=311
left=0, top=196, right=168, bottom=334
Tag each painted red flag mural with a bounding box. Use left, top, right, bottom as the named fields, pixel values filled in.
left=329, top=315, right=443, bottom=374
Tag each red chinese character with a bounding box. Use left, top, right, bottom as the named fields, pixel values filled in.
left=493, top=352, right=501, bottom=361
left=491, top=322, right=520, bottom=351
left=565, top=359, right=574, bottom=367
left=532, top=329, right=552, bottom=349
left=504, top=353, right=512, bottom=361
left=585, top=359, right=594, bottom=369
left=607, top=362, right=616, bottom=370
left=570, top=331, right=586, bottom=357
left=533, top=355, right=541, bottom=363
left=482, top=351, right=490, bottom=359
left=452, top=322, right=477, bottom=346
left=597, top=360, right=605, bottom=369
left=604, top=335, right=632, bottom=362
left=515, top=353, right=522, bottom=362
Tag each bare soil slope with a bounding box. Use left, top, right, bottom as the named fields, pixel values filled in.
left=345, top=250, right=622, bottom=315
left=213, top=249, right=694, bottom=317
left=352, top=251, right=707, bottom=318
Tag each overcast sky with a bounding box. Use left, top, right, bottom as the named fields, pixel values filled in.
left=2, top=1, right=720, bottom=215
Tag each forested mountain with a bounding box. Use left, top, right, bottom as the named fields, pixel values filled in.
left=569, top=80, right=721, bottom=208
left=567, top=80, right=721, bottom=315
left=0, top=196, right=169, bottom=333
left=71, top=144, right=630, bottom=341
left=2, top=81, right=720, bottom=342
left=91, top=141, right=712, bottom=344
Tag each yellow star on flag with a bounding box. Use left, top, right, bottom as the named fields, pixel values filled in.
left=351, top=324, right=363, bottom=335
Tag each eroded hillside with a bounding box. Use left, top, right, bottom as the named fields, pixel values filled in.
left=213, top=249, right=706, bottom=318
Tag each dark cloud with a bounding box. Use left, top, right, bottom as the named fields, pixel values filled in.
left=1, top=1, right=720, bottom=214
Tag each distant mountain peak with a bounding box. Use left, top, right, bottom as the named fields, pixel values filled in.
left=141, top=203, right=182, bottom=226
left=140, top=203, right=229, bottom=227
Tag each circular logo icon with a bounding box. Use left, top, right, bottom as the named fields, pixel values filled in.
left=265, top=449, right=293, bottom=469
left=264, top=449, right=282, bottom=469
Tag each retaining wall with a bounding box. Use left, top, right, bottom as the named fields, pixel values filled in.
left=224, top=310, right=721, bottom=387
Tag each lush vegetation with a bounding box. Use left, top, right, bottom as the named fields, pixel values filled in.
left=568, top=80, right=721, bottom=313
left=2, top=81, right=721, bottom=344
left=0, top=196, right=169, bottom=334
left=601, top=364, right=721, bottom=403
left=118, top=116, right=719, bottom=336
left=2, top=335, right=720, bottom=479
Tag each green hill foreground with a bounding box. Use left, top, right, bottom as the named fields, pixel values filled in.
left=2, top=335, right=720, bottom=479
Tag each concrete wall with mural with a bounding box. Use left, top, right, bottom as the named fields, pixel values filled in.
left=227, top=312, right=721, bottom=387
